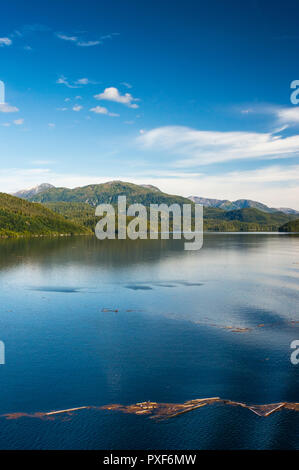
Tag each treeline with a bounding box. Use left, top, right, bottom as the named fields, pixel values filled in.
left=0, top=193, right=90, bottom=238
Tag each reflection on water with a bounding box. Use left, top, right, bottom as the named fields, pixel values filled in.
left=0, top=234, right=298, bottom=449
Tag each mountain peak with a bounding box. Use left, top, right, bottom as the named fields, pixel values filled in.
left=13, top=183, right=55, bottom=199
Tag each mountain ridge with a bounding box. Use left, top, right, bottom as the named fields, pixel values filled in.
left=13, top=182, right=299, bottom=214
left=189, top=196, right=299, bottom=215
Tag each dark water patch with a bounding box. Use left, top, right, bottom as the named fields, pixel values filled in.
left=125, top=285, right=153, bottom=290
left=29, top=286, right=82, bottom=293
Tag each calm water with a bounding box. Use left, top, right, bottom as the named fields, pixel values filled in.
left=0, top=234, right=298, bottom=449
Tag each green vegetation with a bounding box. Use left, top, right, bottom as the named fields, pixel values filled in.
left=279, top=219, right=299, bottom=232
left=44, top=202, right=96, bottom=230
left=203, top=207, right=296, bottom=232
left=0, top=193, right=90, bottom=238
left=44, top=200, right=296, bottom=233
left=29, top=181, right=191, bottom=206
left=6, top=181, right=299, bottom=236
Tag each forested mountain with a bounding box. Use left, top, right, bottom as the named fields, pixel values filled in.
left=279, top=219, right=299, bottom=233
left=10, top=181, right=299, bottom=234
left=189, top=196, right=299, bottom=215
left=0, top=193, right=90, bottom=237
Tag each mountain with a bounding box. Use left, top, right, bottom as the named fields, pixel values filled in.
left=279, top=219, right=299, bottom=232
left=0, top=193, right=90, bottom=237
left=140, top=184, right=161, bottom=192
left=189, top=196, right=230, bottom=208
left=44, top=202, right=97, bottom=231
left=188, top=196, right=299, bottom=215
left=27, top=180, right=192, bottom=206
left=15, top=182, right=299, bottom=216
left=11, top=181, right=298, bottom=233
left=13, top=183, right=55, bottom=200
left=276, top=207, right=299, bottom=215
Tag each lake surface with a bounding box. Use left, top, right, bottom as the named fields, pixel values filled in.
left=0, top=233, right=298, bottom=449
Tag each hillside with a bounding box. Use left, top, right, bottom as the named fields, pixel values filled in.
left=13, top=183, right=55, bottom=199
left=203, top=207, right=295, bottom=231
left=189, top=196, right=299, bottom=215
left=44, top=202, right=97, bottom=230
left=0, top=193, right=90, bottom=238
left=279, top=219, right=299, bottom=233
left=28, top=181, right=192, bottom=206
left=12, top=181, right=298, bottom=234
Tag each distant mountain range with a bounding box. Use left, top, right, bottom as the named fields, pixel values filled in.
left=7, top=181, right=299, bottom=234
left=14, top=181, right=190, bottom=206
left=188, top=196, right=299, bottom=215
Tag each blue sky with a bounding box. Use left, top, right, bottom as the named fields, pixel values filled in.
left=0, top=0, right=299, bottom=208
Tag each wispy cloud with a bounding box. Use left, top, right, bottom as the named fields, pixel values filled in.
left=55, top=31, right=119, bottom=47
left=56, top=76, right=94, bottom=88
left=13, top=118, right=24, bottom=125
left=55, top=33, right=78, bottom=42
left=72, top=105, right=83, bottom=112
left=0, top=103, right=19, bottom=113
left=56, top=76, right=80, bottom=89
left=121, top=82, right=133, bottom=89
left=90, top=105, right=119, bottom=117
left=55, top=33, right=100, bottom=47
left=276, top=107, right=299, bottom=124
left=30, top=160, right=54, bottom=165
left=0, top=37, right=12, bottom=46
left=77, top=40, right=100, bottom=47
left=239, top=103, right=299, bottom=127
left=138, top=125, right=299, bottom=166
left=74, top=78, right=89, bottom=85
left=95, top=87, right=139, bottom=108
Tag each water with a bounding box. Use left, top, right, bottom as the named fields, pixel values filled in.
left=0, top=234, right=298, bottom=449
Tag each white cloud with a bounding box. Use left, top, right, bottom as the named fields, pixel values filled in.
left=277, top=107, right=299, bottom=124
left=56, top=76, right=79, bottom=89
left=57, top=76, right=92, bottom=89
left=0, top=37, right=12, bottom=46
left=74, top=78, right=89, bottom=85
left=55, top=33, right=77, bottom=42
left=90, top=105, right=119, bottom=117
left=48, top=123, right=55, bottom=128
left=0, top=122, right=11, bottom=127
left=77, top=40, right=100, bottom=47
left=72, top=105, right=83, bottom=111
left=13, top=118, right=24, bottom=125
left=31, top=160, right=54, bottom=165
left=55, top=31, right=113, bottom=48
left=121, top=82, right=132, bottom=89
left=0, top=103, right=19, bottom=113
left=95, top=87, right=139, bottom=108
left=138, top=125, right=299, bottom=166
